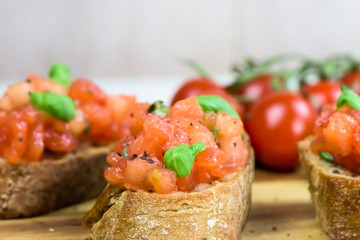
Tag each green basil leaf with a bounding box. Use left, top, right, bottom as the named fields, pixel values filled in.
left=318, top=151, right=334, bottom=163
left=49, top=62, right=71, bottom=86
left=336, top=85, right=360, bottom=111
left=196, top=95, right=239, bottom=118
left=29, top=91, right=76, bottom=122
left=320, top=55, right=357, bottom=80
left=164, top=142, right=206, bottom=178
left=147, top=100, right=169, bottom=116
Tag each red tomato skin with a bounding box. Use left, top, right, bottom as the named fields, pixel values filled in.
left=301, top=81, right=341, bottom=111
left=171, top=77, right=244, bottom=118
left=235, top=74, right=277, bottom=112
left=341, top=71, right=360, bottom=93
left=69, top=79, right=107, bottom=105
left=245, top=92, right=316, bottom=171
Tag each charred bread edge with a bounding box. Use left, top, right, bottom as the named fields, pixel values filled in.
left=299, top=137, right=360, bottom=240
left=0, top=144, right=113, bottom=219
left=83, top=144, right=254, bottom=240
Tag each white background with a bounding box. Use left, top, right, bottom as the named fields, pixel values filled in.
left=0, top=0, right=359, bottom=100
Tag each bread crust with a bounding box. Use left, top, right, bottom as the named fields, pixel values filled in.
left=299, top=137, right=360, bottom=240
left=0, top=144, right=112, bottom=219
left=83, top=145, right=254, bottom=240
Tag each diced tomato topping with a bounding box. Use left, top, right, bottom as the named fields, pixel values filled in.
left=3, top=112, right=28, bottom=164
left=176, top=169, right=196, bottom=192
left=168, top=96, right=203, bottom=120
left=81, top=102, right=112, bottom=136
left=106, top=97, right=249, bottom=193
left=69, top=79, right=107, bottom=105
left=44, top=128, right=78, bottom=152
left=128, top=115, right=174, bottom=160
left=0, top=81, right=33, bottom=111
left=322, top=111, right=356, bottom=156
left=1, top=75, right=145, bottom=163
left=24, top=123, right=44, bottom=162
left=149, top=168, right=178, bottom=194
left=28, top=74, right=68, bottom=95
left=311, top=104, right=360, bottom=174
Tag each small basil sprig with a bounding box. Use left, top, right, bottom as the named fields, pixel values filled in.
left=320, top=55, right=357, bottom=80
left=318, top=151, right=333, bottom=163
left=29, top=91, right=76, bottom=122
left=183, top=59, right=211, bottom=78
left=147, top=100, right=169, bottom=116
left=336, top=85, right=360, bottom=111
left=164, top=142, right=206, bottom=178
left=228, top=53, right=309, bottom=90
left=49, top=62, right=71, bottom=86
left=196, top=95, right=239, bottom=118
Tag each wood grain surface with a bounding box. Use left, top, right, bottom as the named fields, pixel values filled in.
left=0, top=168, right=330, bottom=240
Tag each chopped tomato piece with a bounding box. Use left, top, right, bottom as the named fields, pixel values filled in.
left=176, top=169, right=196, bottom=192
left=149, top=168, right=178, bottom=194
left=24, top=123, right=44, bottom=162
left=69, top=79, right=107, bottom=105
left=28, top=74, right=67, bottom=95
left=3, top=112, right=28, bottom=163
left=44, top=128, right=78, bottom=152
left=168, top=96, right=203, bottom=120
left=0, top=81, right=33, bottom=111
left=322, top=111, right=357, bottom=156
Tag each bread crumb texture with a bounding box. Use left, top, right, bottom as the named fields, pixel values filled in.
left=299, top=138, right=360, bottom=240
left=83, top=146, right=255, bottom=240
left=0, top=145, right=111, bottom=219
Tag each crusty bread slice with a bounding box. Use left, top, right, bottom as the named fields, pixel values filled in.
left=0, top=144, right=112, bottom=219
left=299, top=137, right=360, bottom=240
left=83, top=145, right=254, bottom=240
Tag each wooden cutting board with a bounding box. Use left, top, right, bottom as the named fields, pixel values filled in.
left=0, top=168, right=330, bottom=240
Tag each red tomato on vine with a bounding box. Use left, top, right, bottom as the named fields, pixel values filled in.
left=245, top=91, right=316, bottom=171
left=300, top=81, right=341, bottom=112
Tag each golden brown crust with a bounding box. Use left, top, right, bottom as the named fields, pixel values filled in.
left=83, top=145, right=254, bottom=240
left=299, top=137, right=360, bottom=240
left=0, top=145, right=112, bottom=219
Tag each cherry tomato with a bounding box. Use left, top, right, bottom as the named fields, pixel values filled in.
left=341, top=71, right=360, bottom=93
left=245, top=91, right=316, bottom=171
left=171, top=77, right=244, bottom=117
left=235, top=74, right=281, bottom=112
left=69, top=79, right=107, bottom=105
left=300, top=81, right=341, bottom=112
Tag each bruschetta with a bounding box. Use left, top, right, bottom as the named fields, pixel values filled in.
left=299, top=86, right=360, bottom=240
left=0, top=63, right=149, bottom=218
left=83, top=95, right=254, bottom=239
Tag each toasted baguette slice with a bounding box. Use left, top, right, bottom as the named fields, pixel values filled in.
left=83, top=145, right=254, bottom=240
left=299, top=137, right=360, bottom=240
left=0, top=144, right=112, bottom=219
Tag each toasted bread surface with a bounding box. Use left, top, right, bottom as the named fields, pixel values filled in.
left=83, top=145, right=254, bottom=240
left=299, top=137, right=360, bottom=240
left=0, top=144, right=112, bottom=219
